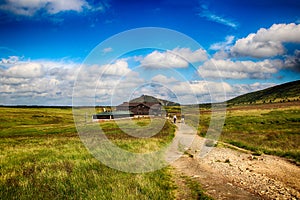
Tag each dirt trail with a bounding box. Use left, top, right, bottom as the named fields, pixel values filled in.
left=171, top=123, right=300, bottom=200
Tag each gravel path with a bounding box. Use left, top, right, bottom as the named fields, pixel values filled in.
left=171, top=123, right=300, bottom=200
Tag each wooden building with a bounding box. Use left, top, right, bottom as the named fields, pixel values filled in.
left=93, top=99, right=162, bottom=121
left=116, top=102, right=162, bottom=116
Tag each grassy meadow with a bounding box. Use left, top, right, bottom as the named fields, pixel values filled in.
left=2, top=101, right=298, bottom=199
left=0, top=107, right=210, bottom=199
left=186, top=102, right=300, bottom=163
left=99, top=118, right=175, bottom=153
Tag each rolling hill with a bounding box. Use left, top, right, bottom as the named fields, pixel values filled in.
left=123, top=80, right=299, bottom=107
left=227, top=80, right=300, bottom=105
left=130, top=94, right=180, bottom=106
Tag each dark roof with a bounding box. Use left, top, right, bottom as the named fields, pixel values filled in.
left=151, top=104, right=161, bottom=108
left=94, top=111, right=133, bottom=116
left=117, top=102, right=161, bottom=108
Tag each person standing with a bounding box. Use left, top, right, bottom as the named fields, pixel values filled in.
left=173, top=115, right=177, bottom=123
left=181, top=115, right=185, bottom=124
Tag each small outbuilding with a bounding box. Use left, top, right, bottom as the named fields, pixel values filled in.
left=92, top=111, right=134, bottom=120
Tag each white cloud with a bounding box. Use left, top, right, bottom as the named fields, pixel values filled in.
left=0, top=0, right=91, bottom=16
left=254, top=23, right=300, bottom=43
left=99, top=60, right=131, bottom=76
left=210, top=35, right=235, bottom=51
left=45, top=0, right=88, bottom=14
left=231, top=23, right=300, bottom=58
left=226, top=82, right=276, bottom=100
left=210, top=36, right=235, bottom=59
left=107, top=76, right=146, bottom=105
left=198, top=58, right=283, bottom=79
left=140, top=50, right=188, bottom=68
left=141, top=74, right=229, bottom=104
left=0, top=59, right=80, bottom=105
left=231, top=34, right=284, bottom=58
left=151, top=74, right=179, bottom=84
left=0, top=57, right=281, bottom=105
left=1, top=56, right=20, bottom=64
left=140, top=48, right=207, bottom=69
left=0, top=54, right=290, bottom=106
left=212, top=50, right=230, bottom=60
left=158, top=79, right=230, bottom=103
left=199, top=4, right=238, bottom=29
left=0, top=58, right=154, bottom=105
left=171, top=47, right=208, bottom=63
left=5, top=62, right=45, bottom=78
left=190, top=80, right=232, bottom=94
left=102, top=47, right=113, bottom=54
left=172, top=81, right=275, bottom=103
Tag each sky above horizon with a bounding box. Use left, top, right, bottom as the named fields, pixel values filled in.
left=0, top=0, right=300, bottom=105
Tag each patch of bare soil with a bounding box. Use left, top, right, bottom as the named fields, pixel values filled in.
left=171, top=124, right=300, bottom=200
left=172, top=170, right=196, bottom=200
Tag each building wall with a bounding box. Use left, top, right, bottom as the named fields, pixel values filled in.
left=116, top=103, right=161, bottom=116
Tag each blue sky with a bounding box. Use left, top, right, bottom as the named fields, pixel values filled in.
left=0, top=0, right=300, bottom=105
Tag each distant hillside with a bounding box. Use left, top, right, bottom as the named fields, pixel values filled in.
left=228, top=80, right=300, bottom=105
left=130, top=95, right=180, bottom=106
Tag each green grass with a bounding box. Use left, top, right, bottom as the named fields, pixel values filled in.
left=0, top=136, right=175, bottom=199
left=99, top=119, right=175, bottom=153
left=0, top=107, right=180, bottom=199
left=164, top=106, right=181, bottom=114
left=0, top=107, right=76, bottom=137
left=182, top=176, right=213, bottom=200
left=186, top=103, right=300, bottom=163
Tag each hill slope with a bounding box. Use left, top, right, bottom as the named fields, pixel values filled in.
left=228, top=80, right=300, bottom=105
left=130, top=95, right=180, bottom=106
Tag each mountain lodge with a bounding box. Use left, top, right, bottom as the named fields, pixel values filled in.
left=116, top=102, right=162, bottom=116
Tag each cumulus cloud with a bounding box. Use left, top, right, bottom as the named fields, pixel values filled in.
left=72, top=59, right=140, bottom=105
left=0, top=58, right=137, bottom=105
left=0, top=59, right=80, bottom=105
left=46, top=0, right=89, bottom=14
left=284, top=50, right=300, bottom=72
left=151, top=74, right=179, bottom=84
left=190, top=80, right=231, bottom=94
left=140, top=48, right=207, bottom=69
left=167, top=79, right=230, bottom=103
left=1, top=56, right=20, bottom=64
left=231, top=34, right=284, bottom=58
left=174, top=81, right=275, bottom=103
left=0, top=56, right=281, bottom=105
left=254, top=23, right=300, bottom=42
left=198, top=58, right=283, bottom=79
left=5, top=62, right=45, bottom=78
left=106, top=76, right=146, bottom=105
left=171, top=47, right=208, bottom=63
left=210, top=36, right=235, bottom=59
left=144, top=74, right=229, bottom=104
left=99, top=60, right=131, bottom=76
left=140, top=50, right=189, bottom=68
left=0, top=0, right=95, bottom=16
left=231, top=23, right=300, bottom=58
left=226, top=82, right=276, bottom=100
left=210, top=35, right=235, bottom=51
